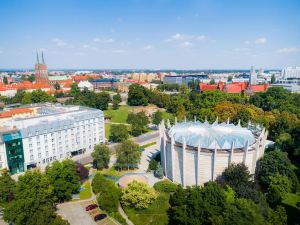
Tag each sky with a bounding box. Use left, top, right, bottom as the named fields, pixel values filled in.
left=0, top=0, right=299, bottom=70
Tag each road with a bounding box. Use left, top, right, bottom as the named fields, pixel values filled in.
left=73, top=130, right=159, bottom=165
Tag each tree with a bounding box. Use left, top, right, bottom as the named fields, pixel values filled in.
left=127, top=112, right=149, bottom=136
left=152, top=110, right=163, bottom=126
left=69, top=83, right=80, bottom=96
left=75, top=162, right=89, bottom=181
left=54, top=82, right=61, bottom=90
left=227, top=76, right=233, bottom=82
left=219, top=163, right=260, bottom=202
left=97, top=180, right=120, bottom=212
left=271, top=74, right=276, bottom=84
left=115, top=140, right=141, bottom=170
left=95, top=92, right=111, bottom=110
left=109, top=124, right=129, bottom=142
left=0, top=169, right=16, bottom=204
left=112, top=93, right=122, bottom=110
left=257, top=151, right=299, bottom=191
left=266, top=174, right=292, bottom=207
left=46, top=160, right=80, bottom=202
left=3, top=170, right=55, bottom=225
left=154, top=162, right=164, bottom=179
left=219, top=198, right=266, bottom=225
left=3, top=76, right=8, bottom=84
left=127, top=83, right=148, bottom=106
left=209, top=79, right=216, bottom=85
left=92, top=144, right=110, bottom=169
left=92, top=173, right=110, bottom=194
left=121, top=180, right=157, bottom=209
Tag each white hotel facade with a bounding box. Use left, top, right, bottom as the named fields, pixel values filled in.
left=0, top=104, right=105, bottom=174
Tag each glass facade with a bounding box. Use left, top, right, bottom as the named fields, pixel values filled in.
left=3, top=132, right=24, bottom=174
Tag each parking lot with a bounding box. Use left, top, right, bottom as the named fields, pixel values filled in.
left=57, top=200, right=118, bottom=225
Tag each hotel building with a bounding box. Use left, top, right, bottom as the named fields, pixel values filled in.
left=0, top=104, right=105, bottom=174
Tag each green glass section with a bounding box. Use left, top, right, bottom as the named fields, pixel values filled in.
left=3, top=132, right=24, bottom=174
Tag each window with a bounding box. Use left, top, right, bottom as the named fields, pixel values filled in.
left=60, top=154, right=63, bottom=158
left=38, top=153, right=41, bottom=158
left=30, top=155, right=34, bottom=160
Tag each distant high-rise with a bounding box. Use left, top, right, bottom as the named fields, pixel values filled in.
left=35, top=51, right=50, bottom=85
left=281, top=67, right=300, bottom=79
left=249, top=66, right=257, bottom=85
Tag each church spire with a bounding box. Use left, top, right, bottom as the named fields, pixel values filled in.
left=36, top=51, right=40, bottom=64
left=41, top=51, right=45, bottom=64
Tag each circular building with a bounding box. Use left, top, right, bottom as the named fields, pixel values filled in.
left=159, top=119, right=268, bottom=187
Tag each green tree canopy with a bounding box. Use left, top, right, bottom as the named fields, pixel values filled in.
left=92, top=144, right=110, bottom=169
left=121, top=180, right=157, bottom=209
left=109, top=124, right=129, bottom=142
left=46, top=159, right=80, bottom=202
left=127, top=83, right=149, bottom=106
left=115, top=140, right=141, bottom=170
left=127, top=112, right=149, bottom=136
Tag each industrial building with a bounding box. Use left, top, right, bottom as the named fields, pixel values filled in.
left=0, top=104, right=105, bottom=174
left=159, top=119, right=268, bottom=186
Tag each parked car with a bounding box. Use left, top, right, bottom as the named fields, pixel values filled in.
left=94, top=213, right=107, bottom=221
left=85, top=204, right=98, bottom=211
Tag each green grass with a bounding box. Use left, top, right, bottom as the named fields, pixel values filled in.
left=104, top=105, right=133, bottom=123
left=79, top=181, right=92, bottom=200
left=105, top=123, right=111, bottom=139
left=141, top=142, right=157, bottom=149
left=99, top=167, right=129, bottom=178
left=282, top=192, right=300, bottom=225
left=123, top=192, right=170, bottom=225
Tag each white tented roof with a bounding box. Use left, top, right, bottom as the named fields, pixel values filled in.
left=168, top=121, right=256, bottom=149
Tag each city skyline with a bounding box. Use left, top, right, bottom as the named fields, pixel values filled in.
left=0, top=0, right=300, bottom=69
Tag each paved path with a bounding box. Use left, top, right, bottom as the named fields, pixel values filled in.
left=137, top=143, right=159, bottom=172
left=57, top=200, right=97, bottom=225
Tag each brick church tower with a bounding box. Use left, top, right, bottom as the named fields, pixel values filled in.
left=35, top=51, right=50, bottom=85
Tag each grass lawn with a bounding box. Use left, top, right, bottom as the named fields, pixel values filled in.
left=282, top=192, right=300, bottom=225
left=123, top=192, right=170, bottom=225
left=105, top=123, right=111, bottom=139
left=104, top=105, right=133, bottom=123
left=79, top=181, right=92, bottom=200
left=99, top=167, right=130, bottom=178
left=141, top=142, right=157, bottom=148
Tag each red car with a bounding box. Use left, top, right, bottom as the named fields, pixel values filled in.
left=94, top=213, right=107, bottom=221
left=85, top=204, right=98, bottom=211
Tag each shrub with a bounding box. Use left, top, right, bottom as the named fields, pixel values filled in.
left=97, top=182, right=121, bottom=213
left=153, top=180, right=178, bottom=193
left=154, top=162, right=164, bottom=179
left=92, top=173, right=110, bottom=194
left=121, top=181, right=157, bottom=209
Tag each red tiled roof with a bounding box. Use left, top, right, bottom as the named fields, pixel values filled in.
left=0, top=81, right=51, bottom=91
left=0, top=108, right=33, bottom=118
left=250, top=83, right=269, bottom=92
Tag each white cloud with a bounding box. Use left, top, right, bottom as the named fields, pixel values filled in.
left=0, top=50, right=3, bottom=54
left=234, top=48, right=249, bottom=52
left=82, top=44, right=98, bottom=51
left=276, top=47, right=299, bottom=54
left=178, top=41, right=193, bottom=48
left=112, top=49, right=126, bottom=53
left=254, top=37, right=267, bottom=44
left=244, top=40, right=250, bottom=45
left=74, top=52, right=85, bottom=56
left=93, top=37, right=114, bottom=43
left=143, top=45, right=153, bottom=51
left=167, top=33, right=208, bottom=42
left=52, top=38, right=67, bottom=47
